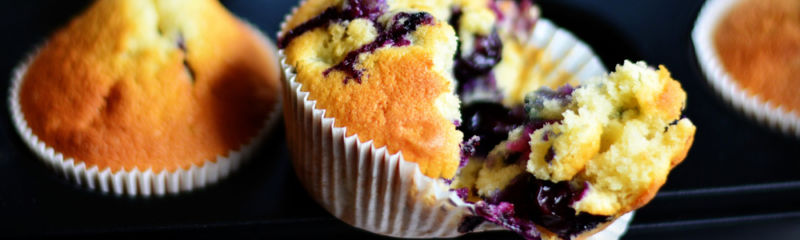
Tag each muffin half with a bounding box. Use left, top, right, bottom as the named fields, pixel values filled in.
left=10, top=0, right=281, bottom=196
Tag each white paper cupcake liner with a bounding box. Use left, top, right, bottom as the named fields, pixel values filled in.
left=528, top=19, right=608, bottom=85
left=693, top=0, right=800, bottom=138
left=279, top=3, right=632, bottom=238
left=8, top=22, right=283, bottom=197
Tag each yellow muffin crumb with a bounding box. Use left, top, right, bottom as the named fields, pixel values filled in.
left=458, top=61, right=695, bottom=217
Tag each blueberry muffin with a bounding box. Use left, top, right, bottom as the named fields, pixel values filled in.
left=452, top=61, right=695, bottom=239
left=279, top=0, right=695, bottom=239
left=14, top=0, right=280, bottom=189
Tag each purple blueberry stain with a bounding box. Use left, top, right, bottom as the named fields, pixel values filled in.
left=571, top=181, right=591, bottom=204
left=459, top=74, right=504, bottom=103
left=176, top=33, right=187, bottom=52
left=458, top=102, right=526, bottom=158
left=176, top=33, right=195, bottom=83
left=324, top=12, right=435, bottom=84
left=278, top=0, right=436, bottom=84
left=459, top=102, right=560, bottom=166
left=503, top=120, right=559, bottom=165
left=454, top=31, right=503, bottom=83
left=460, top=136, right=481, bottom=167
left=456, top=187, right=470, bottom=200
left=488, top=0, right=504, bottom=21
left=466, top=201, right=541, bottom=240
left=342, top=0, right=387, bottom=20
left=476, top=174, right=610, bottom=239
left=449, top=6, right=504, bottom=99
left=453, top=33, right=503, bottom=99
left=544, top=146, right=555, bottom=164
left=278, top=7, right=341, bottom=49
left=542, top=132, right=549, bottom=141
left=278, top=0, right=387, bottom=48
left=524, top=84, right=575, bottom=120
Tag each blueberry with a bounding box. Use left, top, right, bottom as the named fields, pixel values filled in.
left=544, top=146, right=555, bottom=163
left=460, top=136, right=481, bottom=167
left=279, top=0, right=390, bottom=48
left=278, top=7, right=341, bottom=48
left=524, top=85, right=575, bottom=120
left=458, top=102, right=526, bottom=157
left=481, top=174, right=610, bottom=239
left=343, top=0, right=387, bottom=20
left=454, top=31, right=504, bottom=83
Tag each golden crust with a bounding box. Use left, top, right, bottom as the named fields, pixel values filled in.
left=625, top=119, right=695, bottom=214
left=283, top=0, right=462, bottom=178
left=715, top=0, right=800, bottom=114
left=19, top=0, right=280, bottom=172
left=620, top=67, right=695, bottom=214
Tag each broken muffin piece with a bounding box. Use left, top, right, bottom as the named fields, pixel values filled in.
left=453, top=61, right=696, bottom=240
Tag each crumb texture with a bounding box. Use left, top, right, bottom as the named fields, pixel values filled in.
left=528, top=61, right=696, bottom=215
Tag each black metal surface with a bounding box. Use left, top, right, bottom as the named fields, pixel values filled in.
left=1, top=0, right=799, bottom=239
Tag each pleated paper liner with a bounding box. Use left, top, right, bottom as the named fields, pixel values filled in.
left=693, top=0, right=800, bottom=137
left=279, top=5, right=632, bottom=238
left=8, top=23, right=283, bottom=197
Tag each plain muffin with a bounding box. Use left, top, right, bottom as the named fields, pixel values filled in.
left=18, top=0, right=280, bottom=172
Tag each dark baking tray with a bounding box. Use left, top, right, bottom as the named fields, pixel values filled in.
left=2, top=0, right=799, bottom=239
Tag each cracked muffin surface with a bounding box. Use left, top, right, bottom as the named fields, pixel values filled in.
left=282, top=0, right=464, bottom=178
left=19, top=0, right=280, bottom=171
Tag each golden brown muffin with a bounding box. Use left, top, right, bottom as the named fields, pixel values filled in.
left=282, top=0, right=463, bottom=179
left=18, top=0, right=280, bottom=172
left=714, top=0, right=800, bottom=114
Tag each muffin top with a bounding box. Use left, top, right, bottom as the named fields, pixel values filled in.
left=282, top=0, right=465, bottom=179
left=714, top=0, right=800, bottom=114
left=19, top=0, right=280, bottom=172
